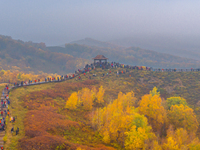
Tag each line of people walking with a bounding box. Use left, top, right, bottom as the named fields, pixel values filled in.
left=11, top=62, right=200, bottom=88
left=0, top=85, right=12, bottom=150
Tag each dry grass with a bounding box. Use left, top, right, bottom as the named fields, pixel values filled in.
left=5, top=67, right=200, bottom=149
left=5, top=80, right=115, bottom=150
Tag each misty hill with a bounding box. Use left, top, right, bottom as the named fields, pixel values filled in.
left=1, top=34, right=200, bottom=75
left=110, top=36, right=200, bottom=61
left=70, top=37, right=123, bottom=49
left=47, top=43, right=200, bottom=69
left=0, top=35, right=88, bottom=74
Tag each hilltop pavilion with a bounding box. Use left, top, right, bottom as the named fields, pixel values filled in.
left=93, top=55, right=108, bottom=65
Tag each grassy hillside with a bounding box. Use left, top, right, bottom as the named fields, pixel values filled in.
left=5, top=68, right=200, bottom=149
left=47, top=43, right=200, bottom=68
left=6, top=81, right=115, bottom=150
left=0, top=35, right=89, bottom=74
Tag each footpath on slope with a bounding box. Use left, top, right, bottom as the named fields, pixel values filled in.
left=0, top=85, right=10, bottom=150
left=10, top=62, right=200, bottom=89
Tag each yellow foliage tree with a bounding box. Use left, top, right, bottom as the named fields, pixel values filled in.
left=93, top=97, right=132, bottom=145
left=150, top=87, right=160, bottom=97
left=163, top=127, right=195, bottom=150
left=166, top=97, right=188, bottom=110
left=117, top=91, right=136, bottom=110
left=93, top=91, right=154, bottom=147
left=152, top=141, right=162, bottom=150
left=66, top=92, right=78, bottom=110
left=81, top=88, right=93, bottom=111
left=163, top=137, right=179, bottom=150
left=125, top=126, right=150, bottom=150
left=125, top=113, right=155, bottom=150
left=138, top=93, right=166, bottom=133
left=188, top=138, right=200, bottom=150
left=102, top=130, right=110, bottom=144
left=91, top=87, right=97, bottom=101
left=67, top=87, right=97, bottom=111
left=96, top=86, right=105, bottom=104
left=168, top=104, right=199, bottom=133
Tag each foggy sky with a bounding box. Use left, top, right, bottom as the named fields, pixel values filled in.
left=1, top=0, right=200, bottom=46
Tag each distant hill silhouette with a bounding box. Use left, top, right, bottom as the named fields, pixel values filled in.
left=47, top=43, right=200, bottom=69
left=109, top=36, right=200, bottom=61
left=1, top=34, right=200, bottom=74
left=70, top=38, right=123, bottom=49
left=0, top=35, right=88, bottom=74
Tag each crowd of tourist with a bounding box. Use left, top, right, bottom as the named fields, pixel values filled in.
left=0, top=84, right=20, bottom=150
left=11, top=62, right=200, bottom=87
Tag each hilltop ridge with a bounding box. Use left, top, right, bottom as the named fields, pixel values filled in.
left=1, top=34, right=200, bottom=75
left=0, top=35, right=89, bottom=74
left=47, top=43, right=200, bottom=69
left=70, top=37, right=123, bottom=49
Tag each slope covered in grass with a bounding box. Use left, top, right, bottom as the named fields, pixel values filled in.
left=5, top=80, right=115, bottom=150
left=5, top=68, right=200, bottom=149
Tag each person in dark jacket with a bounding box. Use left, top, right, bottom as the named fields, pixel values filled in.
left=11, top=127, right=14, bottom=133
left=16, top=127, right=19, bottom=135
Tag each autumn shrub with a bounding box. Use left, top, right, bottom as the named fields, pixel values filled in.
left=96, top=86, right=105, bottom=104
left=22, top=88, right=70, bottom=110
left=124, top=113, right=155, bottom=150
left=66, top=92, right=78, bottom=110
left=81, top=79, right=99, bottom=85
left=66, top=86, right=105, bottom=111
left=80, top=88, right=94, bottom=110
left=163, top=126, right=200, bottom=150
left=188, top=138, right=200, bottom=150
left=3, top=135, right=7, bottom=143
left=24, top=108, right=79, bottom=135
left=19, top=135, right=76, bottom=150
left=138, top=87, right=167, bottom=133
left=166, top=96, right=188, bottom=110
left=92, top=91, right=155, bottom=149
left=20, top=104, right=81, bottom=150
left=168, top=104, right=199, bottom=133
